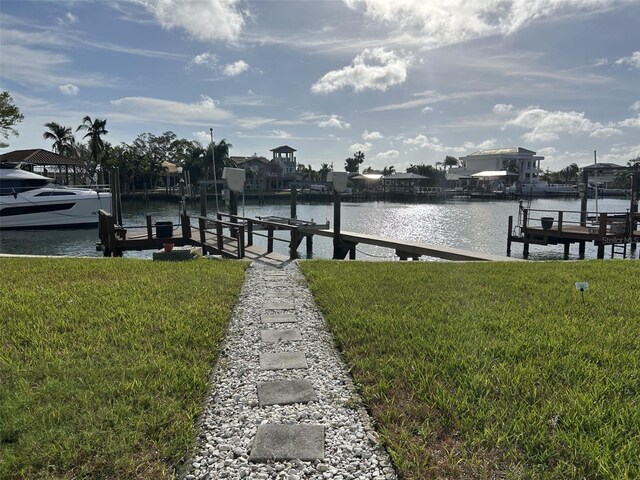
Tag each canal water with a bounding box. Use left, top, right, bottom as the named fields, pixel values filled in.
left=0, top=197, right=636, bottom=260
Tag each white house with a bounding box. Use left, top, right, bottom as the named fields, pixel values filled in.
left=456, top=147, right=543, bottom=184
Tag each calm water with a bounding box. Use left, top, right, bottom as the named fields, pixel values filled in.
left=1, top=197, right=637, bottom=260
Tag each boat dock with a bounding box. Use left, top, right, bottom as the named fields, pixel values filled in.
left=299, top=227, right=519, bottom=261
left=507, top=208, right=640, bottom=259
left=98, top=210, right=517, bottom=263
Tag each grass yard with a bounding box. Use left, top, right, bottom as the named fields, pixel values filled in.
left=300, top=260, right=640, bottom=480
left=0, top=257, right=247, bottom=479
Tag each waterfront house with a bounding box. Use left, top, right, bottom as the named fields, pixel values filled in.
left=270, top=145, right=297, bottom=186
left=582, top=162, right=625, bottom=189
left=452, top=147, right=543, bottom=185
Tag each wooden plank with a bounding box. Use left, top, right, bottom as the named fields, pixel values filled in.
left=302, top=228, right=519, bottom=262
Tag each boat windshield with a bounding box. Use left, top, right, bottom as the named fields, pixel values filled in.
left=0, top=177, right=51, bottom=196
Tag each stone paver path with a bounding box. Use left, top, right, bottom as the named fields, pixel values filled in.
left=184, top=262, right=396, bottom=480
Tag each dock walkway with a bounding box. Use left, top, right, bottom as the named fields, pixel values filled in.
left=183, top=262, right=396, bottom=479
left=303, top=228, right=521, bottom=261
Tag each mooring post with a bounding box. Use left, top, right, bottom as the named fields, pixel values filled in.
left=523, top=241, right=529, bottom=259
left=333, top=189, right=342, bottom=259
left=631, top=172, right=639, bottom=252
left=306, top=234, right=313, bottom=258
left=579, top=241, right=586, bottom=258
left=563, top=243, right=570, bottom=260
left=507, top=215, right=513, bottom=257
left=229, top=190, right=238, bottom=238
left=580, top=169, right=589, bottom=227
left=200, top=183, right=207, bottom=216
left=290, top=185, right=297, bottom=219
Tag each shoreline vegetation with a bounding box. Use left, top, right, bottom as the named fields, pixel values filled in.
left=300, top=260, right=639, bottom=479
left=0, top=257, right=247, bottom=479
left=2, top=257, right=639, bottom=478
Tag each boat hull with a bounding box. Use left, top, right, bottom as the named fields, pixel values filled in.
left=0, top=191, right=111, bottom=229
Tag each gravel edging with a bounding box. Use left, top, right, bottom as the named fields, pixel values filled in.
left=183, top=261, right=397, bottom=480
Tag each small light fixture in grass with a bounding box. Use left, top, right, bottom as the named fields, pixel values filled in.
left=575, top=281, right=589, bottom=305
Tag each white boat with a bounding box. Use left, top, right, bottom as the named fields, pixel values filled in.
left=0, top=164, right=111, bottom=229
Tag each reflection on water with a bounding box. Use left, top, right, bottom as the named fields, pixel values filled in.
left=1, top=197, right=636, bottom=260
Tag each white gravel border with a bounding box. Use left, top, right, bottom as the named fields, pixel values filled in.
left=183, top=261, right=397, bottom=480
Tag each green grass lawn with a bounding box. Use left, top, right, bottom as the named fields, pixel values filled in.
left=0, top=257, right=247, bottom=479
left=300, top=260, right=640, bottom=480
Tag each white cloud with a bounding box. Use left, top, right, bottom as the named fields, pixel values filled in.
left=590, top=127, right=622, bottom=138
left=601, top=144, right=640, bottom=163
left=376, top=150, right=399, bottom=159
left=362, top=129, right=383, bottom=140
left=57, top=12, right=77, bottom=25
left=350, top=142, right=372, bottom=152
left=272, top=129, right=291, bottom=138
left=618, top=116, right=640, bottom=129
left=615, top=51, right=640, bottom=69
left=235, top=117, right=275, bottom=129
left=318, top=116, right=351, bottom=129
left=111, top=94, right=231, bottom=124
left=311, top=48, right=413, bottom=94
left=474, top=139, right=497, bottom=150
left=403, top=134, right=496, bottom=153
left=537, top=147, right=557, bottom=157
left=223, top=60, right=250, bottom=77
left=140, top=0, right=245, bottom=42
left=59, top=84, right=79, bottom=96
left=421, top=106, right=433, bottom=112
left=630, top=101, right=640, bottom=112
left=493, top=103, right=514, bottom=114
left=504, top=107, right=610, bottom=142
left=193, top=131, right=211, bottom=144
left=343, top=0, right=621, bottom=48
left=190, top=52, right=218, bottom=68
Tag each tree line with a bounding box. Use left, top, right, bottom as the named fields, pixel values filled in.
left=41, top=119, right=234, bottom=192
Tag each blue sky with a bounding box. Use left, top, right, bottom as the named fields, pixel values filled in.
left=1, top=0, right=639, bottom=172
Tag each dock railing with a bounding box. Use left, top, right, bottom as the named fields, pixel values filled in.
left=520, top=208, right=632, bottom=236
left=198, top=216, right=245, bottom=259
left=508, top=207, right=638, bottom=259
left=215, top=212, right=300, bottom=259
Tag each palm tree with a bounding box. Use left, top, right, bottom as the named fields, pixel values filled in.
left=76, top=116, right=108, bottom=166
left=43, top=122, right=75, bottom=157
left=382, top=165, right=396, bottom=176
left=444, top=155, right=459, bottom=170
left=210, top=138, right=234, bottom=177
left=318, top=163, right=332, bottom=182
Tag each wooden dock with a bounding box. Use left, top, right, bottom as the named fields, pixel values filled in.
left=508, top=208, right=640, bottom=259
left=98, top=210, right=517, bottom=263
left=301, top=227, right=519, bottom=261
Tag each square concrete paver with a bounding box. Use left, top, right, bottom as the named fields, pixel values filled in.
left=260, top=351, right=308, bottom=370
left=257, top=379, right=317, bottom=406
left=264, top=301, right=295, bottom=311
left=264, top=292, right=292, bottom=299
left=261, top=314, right=297, bottom=324
left=261, top=328, right=303, bottom=343
left=249, top=424, right=324, bottom=462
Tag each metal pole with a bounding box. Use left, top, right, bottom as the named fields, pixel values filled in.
left=210, top=128, right=219, bottom=213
